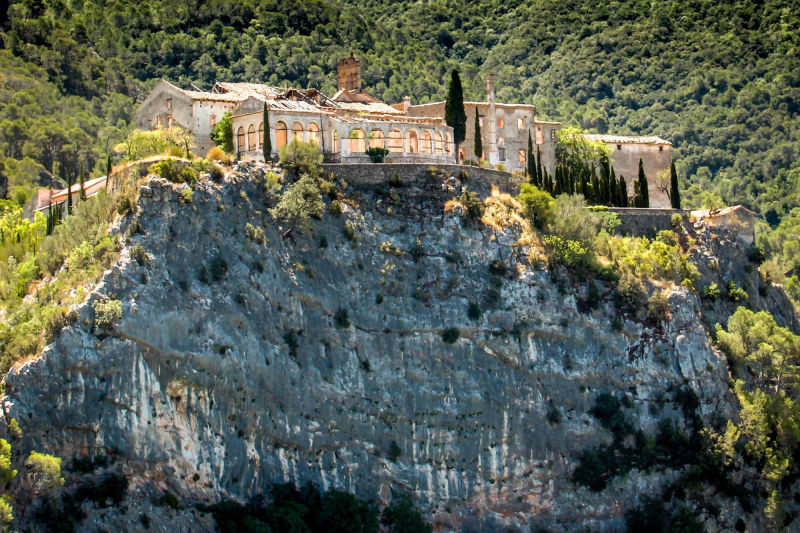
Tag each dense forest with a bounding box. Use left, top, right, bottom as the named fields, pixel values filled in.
left=0, top=0, right=798, bottom=270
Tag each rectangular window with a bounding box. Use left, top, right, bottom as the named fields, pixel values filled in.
left=210, top=115, right=217, bottom=126
left=659, top=146, right=663, bottom=152
left=617, top=144, right=622, bottom=150
left=517, top=118, right=524, bottom=130
left=550, top=129, right=556, bottom=140
left=166, top=98, right=172, bottom=110
left=497, top=117, right=504, bottom=129
left=166, top=115, right=173, bottom=127
left=155, top=115, right=162, bottom=126
left=479, top=118, right=483, bottom=128
left=519, top=149, right=526, bottom=163
left=499, top=147, right=506, bottom=161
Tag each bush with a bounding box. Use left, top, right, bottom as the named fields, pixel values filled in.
left=279, top=140, right=323, bottom=177
left=543, top=235, right=594, bottom=270
left=388, top=440, right=401, bottom=462
left=518, top=184, right=554, bottom=229
left=343, top=220, right=358, bottom=242
left=410, top=239, right=424, bottom=262
left=206, top=147, right=232, bottom=164
left=149, top=158, right=196, bottom=184
left=180, top=187, right=193, bottom=203
left=283, top=330, right=299, bottom=357
left=334, top=308, right=350, bottom=328
left=366, top=146, right=389, bottom=163
left=646, top=292, right=670, bottom=327
left=488, top=259, right=508, bottom=276
left=727, top=280, right=748, bottom=302
left=209, top=256, right=228, bottom=281
left=381, top=494, right=432, bottom=533
left=389, top=172, right=403, bottom=187
left=116, top=196, right=133, bottom=216
left=616, top=272, right=646, bottom=315
left=467, top=301, right=482, bottom=320
left=245, top=223, right=266, bottom=244
left=671, top=213, right=683, bottom=227
left=457, top=188, right=484, bottom=226
left=270, top=174, right=324, bottom=238
left=93, top=299, right=122, bottom=330
left=590, top=393, right=632, bottom=436
left=329, top=199, right=343, bottom=217
left=441, top=327, right=460, bottom=343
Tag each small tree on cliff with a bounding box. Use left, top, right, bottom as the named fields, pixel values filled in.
left=670, top=160, right=681, bottom=209
left=270, top=174, right=323, bottom=240
left=212, top=112, right=234, bottom=154
left=262, top=102, right=272, bottom=161
left=638, top=158, right=649, bottom=208
left=473, top=106, right=482, bottom=160
left=444, top=70, right=467, bottom=145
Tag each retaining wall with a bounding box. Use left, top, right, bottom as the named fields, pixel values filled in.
left=608, top=207, right=684, bottom=237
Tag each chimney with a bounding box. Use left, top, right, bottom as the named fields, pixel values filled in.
left=402, top=96, right=411, bottom=112
left=486, top=73, right=496, bottom=103
left=337, top=52, right=362, bottom=92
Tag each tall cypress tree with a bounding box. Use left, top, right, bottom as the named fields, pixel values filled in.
left=527, top=130, right=536, bottom=183
left=619, top=175, right=628, bottom=207
left=79, top=173, right=86, bottom=201
left=638, top=158, right=649, bottom=208
left=599, top=157, right=610, bottom=204
left=607, top=164, right=617, bottom=206
left=473, top=106, right=482, bottom=160
left=444, top=70, right=467, bottom=145
left=669, top=160, right=680, bottom=209
left=263, top=102, right=272, bottom=161
left=590, top=166, right=600, bottom=204
left=633, top=178, right=643, bottom=208
left=536, top=146, right=543, bottom=188
left=66, top=173, right=73, bottom=215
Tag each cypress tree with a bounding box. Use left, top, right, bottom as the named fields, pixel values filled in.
left=473, top=107, right=482, bottom=160
left=599, top=157, right=610, bottom=204
left=670, top=160, right=680, bottom=209
left=609, top=166, right=618, bottom=206
left=554, top=165, right=562, bottom=195
left=79, top=173, right=87, bottom=201
left=633, top=178, right=643, bottom=208
left=527, top=130, right=536, bottom=183
left=66, top=173, right=73, bottom=215
left=263, top=102, right=272, bottom=161
left=536, top=146, right=543, bottom=188
left=619, top=175, right=628, bottom=207
left=638, top=158, right=649, bottom=208
left=444, top=70, right=467, bottom=145
left=590, top=166, right=600, bottom=204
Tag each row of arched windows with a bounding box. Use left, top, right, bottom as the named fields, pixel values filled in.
left=236, top=121, right=321, bottom=152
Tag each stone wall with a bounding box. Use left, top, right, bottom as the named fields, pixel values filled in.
left=608, top=207, right=683, bottom=237
left=608, top=143, right=672, bottom=208
left=322, top=163, right=519, bottom=194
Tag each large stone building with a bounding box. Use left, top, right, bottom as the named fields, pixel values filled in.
left=584, top=134, right=673, bottom=208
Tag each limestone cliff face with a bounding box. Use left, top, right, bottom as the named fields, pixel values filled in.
left=1, top=166, right=789, bottom=531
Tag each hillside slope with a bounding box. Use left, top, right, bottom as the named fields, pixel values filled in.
left=3, top=164, right=797, bottom=531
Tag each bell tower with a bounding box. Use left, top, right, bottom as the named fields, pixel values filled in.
left=337, top=53, right=362, bottom=92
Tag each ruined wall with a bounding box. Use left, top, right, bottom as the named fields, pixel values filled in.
left=608, top=207, right=682, bottom=237
left=607, top=143, right=672, bottom=208
left=192, top=100, right=241, bottom=155
left=135, top=82, right=193, bottom=133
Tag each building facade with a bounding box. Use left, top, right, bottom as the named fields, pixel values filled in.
left=584, top=134, right=673, bottom=208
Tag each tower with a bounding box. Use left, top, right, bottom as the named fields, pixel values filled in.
left=337, top=53, right=362, bottom=92
left=486, top=73, right=498, bottom=165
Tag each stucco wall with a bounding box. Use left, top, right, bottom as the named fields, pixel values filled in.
left=135, top=83, right=193, bottom=134
left=607, top=143, right=672, bottom=208
left=193, top=100, right=241, bottom=155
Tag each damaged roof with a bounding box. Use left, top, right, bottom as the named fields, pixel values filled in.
left=584, top=134, right=672, bottom=146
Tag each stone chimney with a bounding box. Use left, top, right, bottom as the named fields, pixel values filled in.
left=337, top=53, right=362, bottom=92
left=401, top=96, right=411, bottom=112
left=486, top=73, right=497, bottom=165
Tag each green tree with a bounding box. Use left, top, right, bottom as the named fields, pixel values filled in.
left=473, top=106, right=482, bottom=160
left=638, top=158, right=649, bottom=208
left=278, top=140, right=323, bottom=177
left=518, top=183, right=554, bottom=229
left=526, top=130, right=536, bottom=184
left=444, top=70, right=466, bottom=145
left=670, top=160, right=680, bottom=209
left=618, top=174, right=628, bottom=207
left=270, top=174, right=323, bottom=239
left=263, top=102, right=272, bottom=161
left=212, top=112, right=234, bottom=154
left=381, top=493, right=431, bottom=533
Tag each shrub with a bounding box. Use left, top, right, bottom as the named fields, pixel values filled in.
left=388, top=440, right=402, bottom=462
left=389, top=172, right=403, bottom=187
left=149, top=158, right=195, bottom=184
left=457, top=188, right=484, bottom=226
left=671, top=213, right=683, bottom=227
left=518, top=184, right=554, bottom=229
left=209, top=256, right=228, bottom=281
left=467, top=301, right=482, bottom=320
left=25, top=451, right=64, bottom=491
left=279, top=140, right=323, bottom=177
left=488, top=259, right=508, bottom=276
left=546, top=401, right=562, bottom=425
left=270, top=175, right=324, bottom=238
left=458, top=169, right=469, bottom=181
left=206, top=147, right=232, bottom=164
left=495, top=163, right=507, bottom=171
left=329, top=199, right=343, bottom=217
left=646, top=292, right=670, bottom=327
left=727, top=280, right=748, bottom=302
left=157, top=491, right=180, bottom=509
left=343, top=220, right=358, bottom=242
left=244, top=223, right=266, bottom=244
left=441, top=327, right=460, bottom=343
left=334, top=308, right=350, bottom=328
left=366, top=146, right=389, bottom=163
left=381, top=494, right=432, bottom=533
left=93, top=299, right=122, bottom=330
left=590, top=393, right=632, bottom=436
left=116, top=196, right=133, bottom=216
left=616, top=272, right=646, bottom=315
left=543, top=235, right=594, bottom=270
left=283, top=330, right=299, bottom=357
left=410, top=239, right=424, bottom=262
left=180, top=187, right=193, bottom=203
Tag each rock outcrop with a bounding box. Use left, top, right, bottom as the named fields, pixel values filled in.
left=1, top=165, right=794, bottom=531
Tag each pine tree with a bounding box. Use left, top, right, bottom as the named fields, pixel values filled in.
left=263, top=102, right=272, bottom=161
left=473, top=106, right=482, bottom=160
left=527, top=130, right=536, bottom=183
left=444, top=70, right=467, bottom=145
left=638, top=158, right=649, bottom=208
left=669, top=160, right=680, bottom=209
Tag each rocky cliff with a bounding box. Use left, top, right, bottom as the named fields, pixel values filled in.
left=2, top=164, right=796, bottom=531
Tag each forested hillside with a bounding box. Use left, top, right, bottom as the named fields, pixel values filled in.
left=1, top=0, right=798, bottom=217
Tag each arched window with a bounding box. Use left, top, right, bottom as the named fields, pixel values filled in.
left=348, top=128, right=366, bottom=153
left=420, top=130, right=432, bottom=154
left=308, top=123, right=320, bottom=146
left=445, top=132, right=453, bottom=156
left=433, top=131, right=443, bottom=155
left=388, top=129, right=403, bottom=153
left=497, top=117, right=505, bottom=129
left=247, top=124, right=257, bottom=151
left=406, top=130, right=419, bottom=154
left=237, top=126, right=246, bottom=153
left=369, top=129, right=385, bottom=149
left=275, top=121, right=288, bottom=149
left=332, top=130, right=339, bottom=153
left=291, top=122, right=304, bottom=143
left=258, top=122, right=264, bottom=146
left=519, top=149, right=527, bottom=163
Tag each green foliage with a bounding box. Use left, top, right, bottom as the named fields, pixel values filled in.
left=726, top=280, right=748, bottom=302
left=263, top=103, right=272, bottom=161
left=25, top=451, right=65, bottom=491
left=245, top=223, right=266, bottom=245
left=441, top=327, right=460, bottom=344
left=148, top=158, right=196, bottom=184
left=444, top=70, right=467, bottom=144
left=114, top=127, right=188, bottom=162
left=343, top=220, right=358, bottom=242
left=457, top=188, right=484, bottom=226
left=365, top=147, right=389, bottom=163
left=180, top=187, right=194, bottom=203
left=279, top=140, right=323, bottom=177
left=0, top=439, right=17, bottom=486
left=645, top=292, right=670, bottom=327
left=93, top=299, right=122, bottom=330
left=334, top=308, right=350, bottom=329
left=473, top=106, right=482, bottom=159
left=467, top=301, right=482, bottom=320
left=329, top=199, right=343, bottom=217
left=212, top=113, right=234, bottom=154
left=517, top=184, right=554, bottom=229
left=595, top=231, right=698, bottom=285
left=270, top=175, right=324, bottom=238
left=388, top=440, right=402, bottom=462
left=669, top=161, right=681, bottom=210
left=381, top=493, right=432, bottom=533
left=703, top=282, right=721, bottom=301
left=209, top=256, right=228, bottom=281
left=625, top=497, right=703, bottom=533
left=130, top=244, right=148, bottom=265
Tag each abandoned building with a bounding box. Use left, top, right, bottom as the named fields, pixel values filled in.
left=135, top=53, right=672, bottom=204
